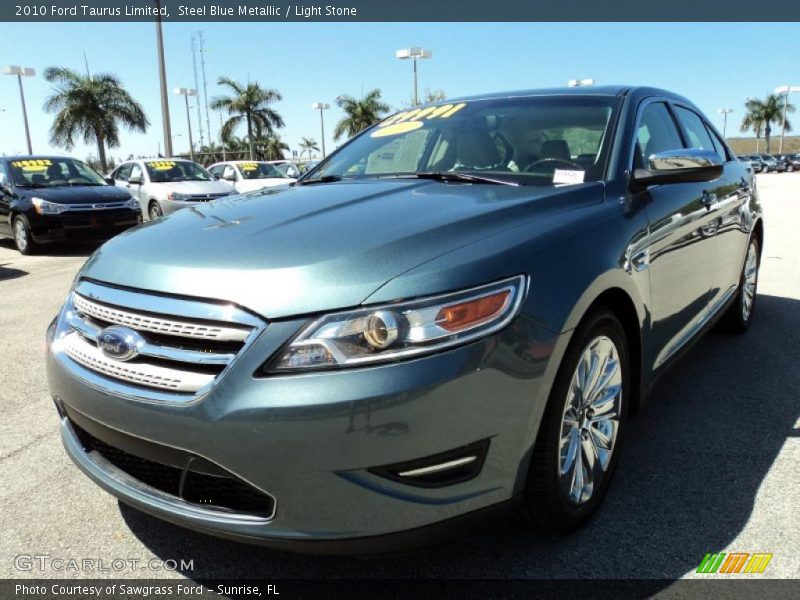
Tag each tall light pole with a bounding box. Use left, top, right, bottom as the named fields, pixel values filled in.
left=718, top=108, right=734, bottom=138
left=311, top=102, right=329, bottom=157
left=174, top=88, right=197, bottom=161
left=395, top=47, right=432, bottom=106
left=2, top=65, right=35, bottom=154
left=774, top=85, right=800, bottom=154
left=155, top=0, right=173, bottom=158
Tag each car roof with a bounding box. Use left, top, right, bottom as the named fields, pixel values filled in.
left=3, top=155, right=79, bottom=162
left=441, top=85, right=690, bottom=105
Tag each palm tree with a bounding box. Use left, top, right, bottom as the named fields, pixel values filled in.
left=210, top=77, right=284, bottom=160
left=333, top=89, right=390, bottom=141
left=299, top=137, right=320, bottom=160
left=741, top=94, right=795, bottom=154
left=43, top=67, right=149, bottom=172
left=255, top=135, right=289, bottom=161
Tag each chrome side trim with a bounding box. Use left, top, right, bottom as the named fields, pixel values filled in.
left=63, top=333, right=215, bottom=393
left=398, top=456, right=477, bottom=478
left=61, top=417, right=275, bottom=524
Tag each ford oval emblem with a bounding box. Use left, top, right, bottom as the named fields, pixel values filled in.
left=96, top=326, right=143, bottom=362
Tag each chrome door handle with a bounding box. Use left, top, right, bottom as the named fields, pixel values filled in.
left=701, top=190, right=717, bottom=208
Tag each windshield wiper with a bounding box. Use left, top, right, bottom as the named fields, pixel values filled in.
left=297, top=174, right=342, bottom=185
left=413, top=172, right=520, bottom=186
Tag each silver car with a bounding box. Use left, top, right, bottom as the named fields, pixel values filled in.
left=109, top=159, right=234, bottom=220
left=207, top=160, right=295, bottom=193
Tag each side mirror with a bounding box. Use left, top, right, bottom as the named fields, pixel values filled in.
left=224, top=172, right=237, bottom=182
left=128, top=175, right=143, bottom=185
left=105, top=177, right=115, bottom=185
left=633, top=149, right=723, bottom=186
left=0, top=183, right=14, bottom=197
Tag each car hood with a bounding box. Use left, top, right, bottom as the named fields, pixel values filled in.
left=236, top=179, right=292, bottom=192
left=18, top=185, right=132, bottom=205
left=147, top=180, right=234, bottom=195
left=80, top=179, right=602, bottom=318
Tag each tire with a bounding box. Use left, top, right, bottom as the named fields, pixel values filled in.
left=13, top=215, right=38, bottom=255
left=762, top=165, right=769, bottom=173
left=148, top=201, right=163, bottom=220
left=788, top=165, right=794, bottom=172
left=522, top=308, right=630, bottom=533
left=717, top=237, right=760, bottom=334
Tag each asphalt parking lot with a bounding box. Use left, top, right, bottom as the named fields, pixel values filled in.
left=1, top=174, right=798, bottom=583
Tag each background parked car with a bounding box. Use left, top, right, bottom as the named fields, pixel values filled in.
left=0, top=156, right=141, bottom=254
left=265, top=160, right=303, bottom=178
left=208, top=160, right=295, bottom=193
left=738, top=155, right=763, bottom=172
left=755, top=154, right=784, bottom=173
left=772, top=153, right=800, bottom=172
left=109, top=159, right=234, bottom=220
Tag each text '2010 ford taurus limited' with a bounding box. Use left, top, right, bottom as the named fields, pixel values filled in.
left=47, top=86, right=762, bottom=554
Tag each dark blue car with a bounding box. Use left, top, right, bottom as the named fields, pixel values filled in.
left=0, top=156, right=142, bottom=254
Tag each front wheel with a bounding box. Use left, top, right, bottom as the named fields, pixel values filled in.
left=148, top=201, right=163, bottom=221
left=788, top=164, right=794, bottom=172
left=718, top=237, right=760, bottom=333
left=522, top=309, right=629, bottom=533
left=13, top=216, right=38, bottom=255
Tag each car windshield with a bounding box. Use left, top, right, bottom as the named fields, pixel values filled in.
left=304, top=95, right=620, bottom=186
left=144, top=160, right=213, bottom=183
left=237, top=162, right=287, bottom=180
left=9, top=157, right=107, bottom=187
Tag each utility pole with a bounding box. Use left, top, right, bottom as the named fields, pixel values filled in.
left=190, top=33, right=205, bottom=147
left=199, top=32, right=211, bottom=146
left=155, top=0, right=173, bottom=157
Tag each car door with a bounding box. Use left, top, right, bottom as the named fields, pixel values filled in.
left=0, top=161, right=13, bottom=237
left=672, top=104, right=748, bottom=309
left=125, top=163, right=146, bottom=213
left=222, top=164, right=240, bottom=191
left=632, top=100, right=721, bottom=370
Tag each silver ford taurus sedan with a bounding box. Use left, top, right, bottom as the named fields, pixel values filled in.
left=47, top=86, right=762, bottom=554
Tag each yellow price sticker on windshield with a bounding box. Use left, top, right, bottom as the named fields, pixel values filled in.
left=239, top=162, right=259, bottom=171
left=11, top=159, right=52, bottom=171
left=148, top=161, right=176, bottom=170
left=373, top=102, right=468, bottom=137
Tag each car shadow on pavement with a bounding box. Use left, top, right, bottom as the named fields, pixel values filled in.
left=120, top=293, right=800, bottom=583
left=0, top=262, right=28, bottom=281
left=0, top=238, right=101, bottom=257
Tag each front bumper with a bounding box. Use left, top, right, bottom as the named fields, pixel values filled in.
left=47, top=302, right=567, bottom=551
left=29, top=209, right=141, bottom=243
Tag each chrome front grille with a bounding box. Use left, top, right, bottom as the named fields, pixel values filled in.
left=55, top=280, right=265, bottom=399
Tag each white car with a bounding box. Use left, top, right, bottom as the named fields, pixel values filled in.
left=109, top=159, right=234, bottom=220
left=208, top=161, right=296, bottom=193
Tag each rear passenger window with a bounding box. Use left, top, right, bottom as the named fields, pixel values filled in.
left=636, top=103, right=684, bottom=165
left=674, top=106, right=725, bottom=161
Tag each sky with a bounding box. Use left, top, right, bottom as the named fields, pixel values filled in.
left=1, top=22, right=798, bottom=162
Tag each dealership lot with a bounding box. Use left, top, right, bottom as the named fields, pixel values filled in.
left=1, top=174, right=798, bottom=581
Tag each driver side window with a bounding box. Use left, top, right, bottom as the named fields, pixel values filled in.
left=115, top=163, right=132, bottom=181
left=129, top=164, right=143, bottom=183
left=636, top=103, right=684, bottom=167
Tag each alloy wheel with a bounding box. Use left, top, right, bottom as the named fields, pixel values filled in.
left=149, top=203, right=162, bottom=220
left=742, top=242, right=758, bottom=321
left=14, top=219, right=28, bottom=252
left=558, top=335, right=622, bottom=505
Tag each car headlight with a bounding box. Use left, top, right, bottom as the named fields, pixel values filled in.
left=167, top=192, right=190, bottom=201
left=31, top=197, right=68, bottom=215
left=267, top=275, right=528, bottom=372
left=123, top=197, right=140, bottom=210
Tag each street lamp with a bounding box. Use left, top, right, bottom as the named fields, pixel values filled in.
left=174, top=87, right=197, bottom=161
left=718, top=108, right=734, bottom=138
left=2, top=65, right=35, bottom=154
left=311, top=102, right=330, bottom=157
left=568, top=78, right=595, bottom=87
left=154, top=0, right=173, bottom=158
left=774, top=85, right=800, bottom=154
left=395, top=47, right=432, bottom=106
